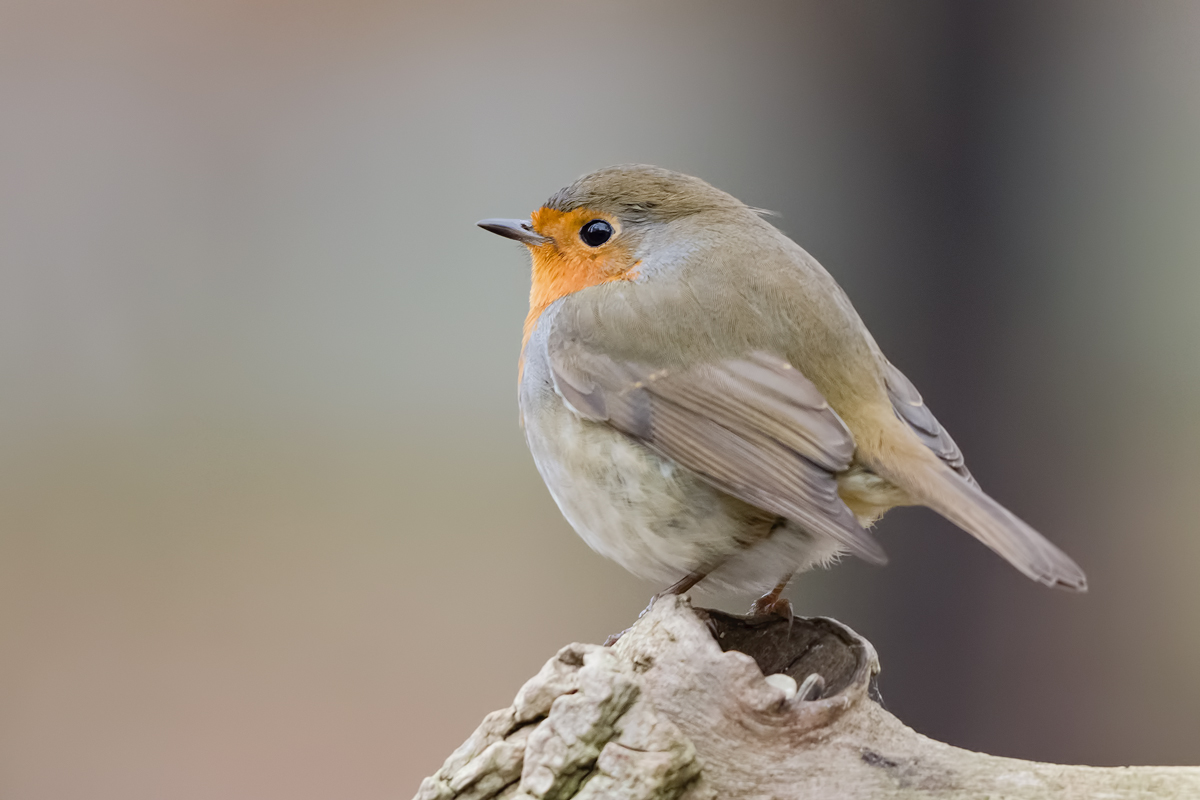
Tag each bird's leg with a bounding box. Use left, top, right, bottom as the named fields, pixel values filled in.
left=604, top=570, right=710, bottom=646
left=748, top=573, right=794, bottom=619
left=660, top=569, right=707, bottom=597
left=639, top=569, right=707, bottom=617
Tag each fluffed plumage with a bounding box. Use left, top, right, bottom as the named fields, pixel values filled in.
left=484, top=164, right=1086, bottom=596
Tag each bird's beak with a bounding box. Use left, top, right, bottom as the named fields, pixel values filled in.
left=477, top=218, right=548, bottom=246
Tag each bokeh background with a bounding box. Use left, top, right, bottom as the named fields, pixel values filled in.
left=3, top=1, right=1200, bottom=797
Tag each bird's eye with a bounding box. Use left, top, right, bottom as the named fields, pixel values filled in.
left=579, top=219, right=613, bottom=247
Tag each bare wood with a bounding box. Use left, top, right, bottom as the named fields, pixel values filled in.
left=414, top=596, right=1200, bottom=799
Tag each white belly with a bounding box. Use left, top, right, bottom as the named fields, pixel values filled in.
left=525, top=394, right=737, bottom=581
left=522, top=391, right=845, bottom=593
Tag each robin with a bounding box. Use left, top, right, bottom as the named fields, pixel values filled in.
left=478, top=164, right=1085, bottom=613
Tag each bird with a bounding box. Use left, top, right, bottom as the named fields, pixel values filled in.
left=478, top=164, right=1086, bottom=614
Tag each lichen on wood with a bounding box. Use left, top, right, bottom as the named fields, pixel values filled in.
left=414, top=596, right=1200, bottom=799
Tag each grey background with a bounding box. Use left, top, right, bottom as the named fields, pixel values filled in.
left=3, top=1, right=1199, bottom=797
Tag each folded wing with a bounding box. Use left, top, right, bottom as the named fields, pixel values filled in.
left=546, top=334, right=886, bottom=565
left=884, top=361, right=976, bottom=485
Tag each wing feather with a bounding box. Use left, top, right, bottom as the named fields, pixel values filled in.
left=884, top=361, right=976, bottom=485
left=548, top=338, right=886, bottom=565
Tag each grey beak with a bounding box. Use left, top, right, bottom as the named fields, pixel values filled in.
left=477, top=218, right=548, bottom=246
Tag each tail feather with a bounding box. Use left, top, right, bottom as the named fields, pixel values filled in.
left=920, top=466, right=1087, bottom=591
left=865, top=422, right=1087, bottom=591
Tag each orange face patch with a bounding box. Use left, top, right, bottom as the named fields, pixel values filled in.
left=521, top=206, right=640, bottom=351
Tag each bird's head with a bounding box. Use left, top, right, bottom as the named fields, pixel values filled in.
left=479, top=164, right=751, bottom=344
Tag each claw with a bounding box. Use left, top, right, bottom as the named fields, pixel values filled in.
left=602, top=629, right=629, bottom=647
left=748, top=593, right=794, bottom=619
left=638, top=592, right=665, bottom=620
left=748, top=573, right=794, bottom=619
left=609, top=573, right=706, bottom=646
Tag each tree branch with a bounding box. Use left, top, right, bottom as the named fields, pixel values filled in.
left=414, top=596, right=1200, bottom=799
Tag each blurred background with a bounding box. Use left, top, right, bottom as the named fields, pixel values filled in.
left=3, top=0, right=1200, bottom=797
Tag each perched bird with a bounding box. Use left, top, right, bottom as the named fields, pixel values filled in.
left=479, top=165, right=1085, bottom=613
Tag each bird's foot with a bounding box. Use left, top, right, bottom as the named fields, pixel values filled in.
left=749, top=573, right=795, bottom=620
left=643, top=570, right=707, bottom=617
left=605, top=571, right=708, bottom=646
left=604, top=591, right=678, bottom=646
left=748, top=592, right=794, bottom=620
left=637, top=584, right=685, bottom=620
left=602, top=628, right=630, bottom=647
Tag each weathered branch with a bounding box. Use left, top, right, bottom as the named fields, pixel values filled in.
left=414, top=596, right=1200, bottom=799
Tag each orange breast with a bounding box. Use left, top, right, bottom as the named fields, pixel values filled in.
left=519, top=206, right=640, bottom=375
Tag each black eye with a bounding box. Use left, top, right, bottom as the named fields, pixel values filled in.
left=579, top=219, right=613, bottom=247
